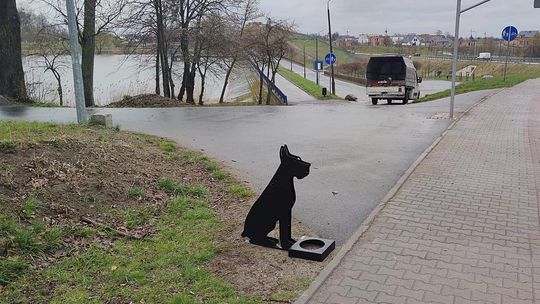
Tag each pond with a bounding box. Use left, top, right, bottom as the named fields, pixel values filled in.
left=23, top=54, right=251, bottom=106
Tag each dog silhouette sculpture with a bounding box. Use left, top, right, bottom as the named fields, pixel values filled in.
left=242, top=145, right=311, bottom=250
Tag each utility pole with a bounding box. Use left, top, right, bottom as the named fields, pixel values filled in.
left=303, top=45, right=306, bottom=78
left=316, top=37, right=320, bottom=85
left=327, top=0, right=336, bottom=95
left=66, top=0, right=87, bottom=123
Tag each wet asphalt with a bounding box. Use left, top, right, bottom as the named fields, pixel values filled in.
left=280, top=59, right=455, bottom=102
left=0, top=89, right=498, bottom=243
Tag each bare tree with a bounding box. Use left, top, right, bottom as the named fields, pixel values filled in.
left=218, top=0, right=260, bottom=103
left=34, top=29, right=69, bottom=106
left=169, top=0, right=236, bottom=104
left=0, top=0, right=28, bottom=101
left=244, top=18, right=293, bottom=104
left=42, top=0, right=129, bottom=106
left=243, top=22, right=268, bottom=104
left=194, top=14, right=228, bottom=105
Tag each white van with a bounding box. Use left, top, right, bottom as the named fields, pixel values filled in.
left=366, top=56, right=422, bottom=105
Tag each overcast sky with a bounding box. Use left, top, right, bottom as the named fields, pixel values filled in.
left=17, top=0, right=540, bottom=38
left=259, top=0, right=540, bottom=37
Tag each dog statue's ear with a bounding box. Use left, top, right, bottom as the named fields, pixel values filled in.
left=280, top=145, right=285, bottom=159
left=283, top=144, right=290, bottom=155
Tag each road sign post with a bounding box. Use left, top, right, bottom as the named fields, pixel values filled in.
left=502, top=26, right=518, bottom=81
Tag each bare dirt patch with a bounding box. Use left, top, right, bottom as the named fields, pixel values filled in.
left=107, top=94, right=190, bottom=108
left=0, top=123, right=328, bottom=302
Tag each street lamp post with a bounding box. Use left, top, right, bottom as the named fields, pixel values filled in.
left=327, top=0, right=336, bottom=95
left=66, top=0, right=87, bottom=124
left=450, top=0, right=492, bottom=120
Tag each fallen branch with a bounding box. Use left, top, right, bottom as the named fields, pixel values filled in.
left=80, top=216, right=144, bottom=240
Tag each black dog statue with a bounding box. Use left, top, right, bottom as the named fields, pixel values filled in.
left=242, top=145, right=311, bottom=250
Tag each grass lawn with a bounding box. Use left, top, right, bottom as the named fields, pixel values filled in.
left=290, top=35, right=357, bottom=67
left=415, top=70, right=540, bottom=103
left=0, top=121, right=321, bottom=303
left=278, top=66, right=340, bottom=100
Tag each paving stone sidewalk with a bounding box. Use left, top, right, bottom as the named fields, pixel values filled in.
left=305, top=79, right=540, bottom=304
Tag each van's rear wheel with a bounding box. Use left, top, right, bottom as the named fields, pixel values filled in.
left=403, top=91, right=409, bottom=104
left=371, top=98, right=378, bottom=105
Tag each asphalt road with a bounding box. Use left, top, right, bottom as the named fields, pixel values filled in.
left=0, top=89, right=498, bottom=243
left=280, top=59, right=454, bottom=102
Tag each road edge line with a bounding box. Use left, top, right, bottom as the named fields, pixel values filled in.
left=293, top=88, right=503, bottom=304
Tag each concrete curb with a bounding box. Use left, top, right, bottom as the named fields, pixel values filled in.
left=294, top=89, right=504, bottom=304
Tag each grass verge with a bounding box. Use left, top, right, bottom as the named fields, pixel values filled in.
left=0, top=120, right=262, bottom=303
left=414, top=59, right=540, bottom=103
left=415, top=72, right=540, bottom=103
left=291, top=34, right=357, bottom=66
left=278, top=66, right=340, bottom=100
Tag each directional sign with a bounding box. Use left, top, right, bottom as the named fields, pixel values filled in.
left=502, top=26, right=518, bottom=42
left=535, top=0, right=540, bottom=8
left=325, top=53, right=337, bottom=65
left=313, top=60, right=324, bottom=71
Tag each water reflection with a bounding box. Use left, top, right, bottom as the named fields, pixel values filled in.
left=23, top=55, right=250, bottom=107
left=0, top=105, right=29, bottom=117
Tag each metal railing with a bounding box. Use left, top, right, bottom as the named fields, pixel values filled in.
left=250, top=60, right=288, bottom=105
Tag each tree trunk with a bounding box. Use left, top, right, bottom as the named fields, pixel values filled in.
left=271, top=71, right=277, bottom=83
left=168, top=60, right=175, bottom=98
left=186, top=68, right=196, bottom=104
left=178, top=29, right=189, bottom=101
left=155, top=44, right=160, bottom=95
left=266, top=60, right=272, bottom=105
left=82, top=0, right=96, bottom=107
left=199, top=76, right=205, bottom=106
left=57, top=83, right=63, bottom=106
left=155, top=0, right=170, bottom=97
left=52, top=70, right=63, bottom=106
left=198, top=66, right=207, bottom=106
left=219, top=58, right=237, bottom=103
left=0, top=0, right=28, bottom=101
left=258, top=65, right=264, bottom=105
left=178, top=64, right=188, bottom=101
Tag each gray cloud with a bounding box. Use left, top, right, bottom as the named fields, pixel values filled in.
left=260, top=0, right=540, bottom=37
left=17, top=0, right=540, bottom=37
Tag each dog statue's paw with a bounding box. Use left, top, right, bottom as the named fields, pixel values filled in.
left=280, top=238, right=297, bottom=250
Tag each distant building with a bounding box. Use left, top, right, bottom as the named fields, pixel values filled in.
left=459, top=36, right=477, bottom=48
left=390, top=35, right=404, bottom=45
left=358, top=34, right=370, bottom=45
left=369, top=35, right=392, bottom=47
left=335, top=35, right=359, bottom=48
left=401, top=34, right=424, bottom=46
left=510, top=30, right=540, bottom=47
left=422, top=35, right=453, bottom=47
left=431, top=35, right=453, bottom=47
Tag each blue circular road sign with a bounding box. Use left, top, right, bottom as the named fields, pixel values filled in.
left=502, top=26, right=518, bottom=42
left=325, top=53, right=337, bottom=65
